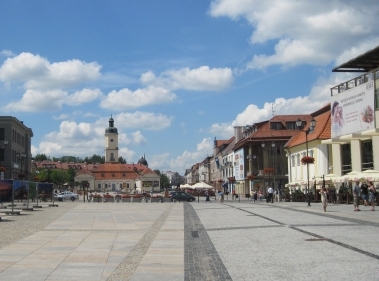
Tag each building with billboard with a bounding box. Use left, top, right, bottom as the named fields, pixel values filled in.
left=324, top=45, right=379, bottom=178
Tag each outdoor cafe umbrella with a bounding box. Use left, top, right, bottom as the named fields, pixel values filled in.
left=192, top=182, right=213, bottom=189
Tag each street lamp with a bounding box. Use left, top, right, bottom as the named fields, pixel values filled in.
left=296, top=117, right=317, bottom=207
left=261, top=142, right=276, bottom=190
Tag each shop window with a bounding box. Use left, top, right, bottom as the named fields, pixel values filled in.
left=341, top=144, right=352, bottom=175
left=361, top=140, right=373, bottom=170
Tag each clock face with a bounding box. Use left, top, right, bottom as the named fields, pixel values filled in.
left=110, top=139, right=114, bottom=142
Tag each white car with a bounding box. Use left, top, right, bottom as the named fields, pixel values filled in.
left=54, top=191, right=79, bottom=201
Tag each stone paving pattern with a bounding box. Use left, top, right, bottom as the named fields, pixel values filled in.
left=0, top=198, right=378, bottom=280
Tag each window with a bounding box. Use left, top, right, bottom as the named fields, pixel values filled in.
left=270, top=122, right=282, bottom=130
left=0, top=128, right=4, bottom=140
left=361, top=140, right=373, bottom=170
left=291, top=155, right=295, bottom=167
left=286, top=122, right=296, bottom=130
left=297, top=154, right=300, bottom=166
left=310, top=150, right=314, bottom=158
left=341, top=144, right=352, bottom=175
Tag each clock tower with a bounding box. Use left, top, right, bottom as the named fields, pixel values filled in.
left=105, top=115, right=119, bottom=163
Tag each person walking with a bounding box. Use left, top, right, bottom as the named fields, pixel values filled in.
left=205, top=191, right=211, bottom=203
left=320, top=186, right=328, bottom=212
left=360, top=182, right=369, bottom=206
left=258, top=190, right=262, bottom=201
left=368, top=181, right=376, bottom=211
left=352, top=180, right=361, bottom=211
left=267, top=186, right=274, bottom=203
left=253, top=191, right=258, bottom=202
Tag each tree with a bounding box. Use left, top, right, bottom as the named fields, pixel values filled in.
left=118, top=156, right=127, bottom=164
left=34, top=154, right=48, bottom=162
left=51, top=169, right=70, bottom=191
left=155, top=170, right=170, bottom=190
left=67, top=167, right=76, bottom=187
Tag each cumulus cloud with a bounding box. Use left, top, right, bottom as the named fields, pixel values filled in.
left=95, top=112, right=173, bottom=131
left=132, top=131, right=147, bottom=145
left=209, top=73, right=347, bottom=138
left=2, top=89, right=68, bottom=112
left=0, top=50, right=15, bottom=57
left=140, top=66, right=234, bottom=91
left=148, top=138, right=213, bottom=172
left=100, top=86, right=176, bottom=110
left=1, top=88, right=103, bottom=112
left=209, top=0, right=379, bottom=69
left=65, top=88, right=103, bottom=106
left=0, top=52, right=101, bottom=89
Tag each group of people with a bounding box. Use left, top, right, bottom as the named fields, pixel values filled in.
left=352, top=181, right=377, bottom=211
left=320, top=181, right=377, bottom=212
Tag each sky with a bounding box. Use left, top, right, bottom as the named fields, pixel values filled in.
left=1, top=0, right=378, bottom=174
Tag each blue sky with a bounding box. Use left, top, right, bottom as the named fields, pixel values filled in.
left=1, top=0, right=378, bottom=174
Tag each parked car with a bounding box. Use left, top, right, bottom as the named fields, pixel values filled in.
left=170, top=191, right=196, bottom=202
left=54, top=191, right=79, bottom=201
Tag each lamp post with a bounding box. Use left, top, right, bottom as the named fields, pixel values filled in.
left=261, top=142, right=276, bottom=190
left=296, top=117, right=317, bottom=207
left=193, top=173, right=200, bottom=202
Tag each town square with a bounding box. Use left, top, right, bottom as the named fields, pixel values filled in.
left=1, top=1, right=379, bottom=280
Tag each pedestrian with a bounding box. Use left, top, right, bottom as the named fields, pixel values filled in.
left=232, top=189, right=236, bottom=200
left=320, top=186, right=328, bottom=212
left=258, top=190, right=262, bottom=201
left=360, top=182, right=369, bottom=206
left=205, top=191, right=211, bottom=203
left=253, top=191, right=258, bottom=202
left=368, top=181, right=376, bottom=211
left=267, top=186, right=274, bottom=203
left=352, top=180, right=361, bottom=211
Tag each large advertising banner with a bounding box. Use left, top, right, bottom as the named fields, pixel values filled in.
left=13, top=180, right=28, bottom=201
left=234, top=148, right=245, bottom=181
left=0, top=180, right=13, bottom=202
left=38, top=183, right=54, bottom=201
left=331, top=80, right=375, bottom=138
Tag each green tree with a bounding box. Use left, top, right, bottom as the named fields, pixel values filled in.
left=154, top=170, right=170, bottom=189
left=118, top=156, right=127, bottom=164
left=34, top=154, right=48, bottom=162
left=51, top=169, right=70, bottom=191
left=67, top=167, right=76, bottom=187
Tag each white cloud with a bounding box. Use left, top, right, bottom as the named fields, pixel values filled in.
left=1, top=88, right=103, bottom=113
left=0, top=50, right=15, bottom=57
left=65, top=88, right=103, bottom=106
left=209, top=0, right=379, bottom=69
left=132, top=131, right=147, bottom=145
left=100, top=86, right=177, bottom=110
left=148, top=138, right=213, bottom=172
left=1, top=89, right=68, bottom=112
left=0, top=52, right=101, bottom=89
left=140, top=66, right=234, bottom=91
left=209, top=73, right=346, bottom=138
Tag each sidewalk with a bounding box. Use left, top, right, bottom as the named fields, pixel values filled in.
left=0, top=200, right=378, bottom=280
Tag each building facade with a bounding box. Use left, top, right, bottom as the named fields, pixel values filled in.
left=0, top=116, right=33, bottom=180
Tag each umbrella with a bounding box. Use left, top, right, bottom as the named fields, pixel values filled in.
left=192, top=182, right=213, bottom=189
left=180, top=184, right=192, bottom=188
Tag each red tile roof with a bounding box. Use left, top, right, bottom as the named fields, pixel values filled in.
left=285, top=104, right=331, bottom=148
left=34, top=161, right=157, bottom=181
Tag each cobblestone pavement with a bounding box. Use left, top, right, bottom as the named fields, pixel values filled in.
left=0, top=199, right=378, bottom=280
left=192, top=199, right=379, bottom=280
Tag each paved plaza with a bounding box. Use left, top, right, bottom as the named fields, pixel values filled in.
left=0, top=198, right=378, bottom=280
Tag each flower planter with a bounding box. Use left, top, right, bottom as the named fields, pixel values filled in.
left=122, top=198, right=131, bottom=203
left=103, top=198, right=114, bottom=203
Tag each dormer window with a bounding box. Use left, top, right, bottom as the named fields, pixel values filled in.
left=270, top=122, right=282, bottom=130
left=285, top=122, right=296, bottom=130
left=101, top=173, right=104, bottom=177
left=112, top=174, right=115, bottom=177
